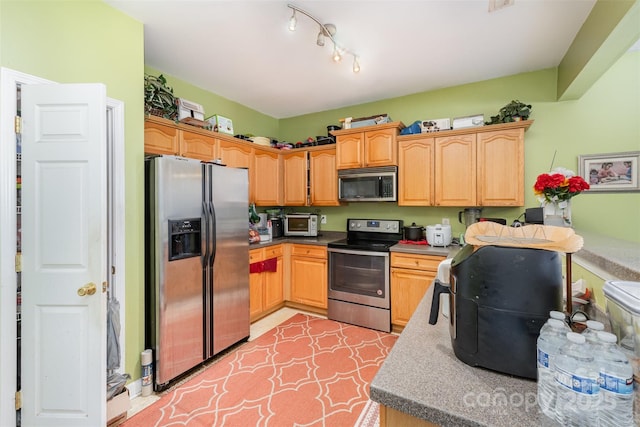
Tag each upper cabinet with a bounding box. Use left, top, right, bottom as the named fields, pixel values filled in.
left=332, top=122, right=404, bottom=169
left=144, top=116, right=216, bottom=161
left=253, top=148, right=283, bottom=206
left=309, top=148, right=340, bottom=206
left=283, top=151, right=308, bottom=206
left=398, top=121, right=531, bottom=207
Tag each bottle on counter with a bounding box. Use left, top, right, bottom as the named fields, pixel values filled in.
left=593, top=331, right=634, bottom=427
left=539, top=311, right=570, bottom=336
left=537, top=318, right=567, bottom=419
left=554, top=332, right=600, bottom=427
left=582, top=320, right=605, bottom=345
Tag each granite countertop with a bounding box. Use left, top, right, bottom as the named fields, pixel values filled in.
left=249, top=231, right=345, bottom=248
left=370, top=285, right=545, bottom=426
left=390, top=242, right=460, bottom=257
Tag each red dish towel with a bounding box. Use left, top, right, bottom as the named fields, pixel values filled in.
left=250, top=258, right=278, bottom=274
left=262, top=257, right=278, bottom=273
left=399, top=239, right=429, bottom=245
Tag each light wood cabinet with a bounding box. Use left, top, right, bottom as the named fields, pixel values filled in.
left=282, top=151, right=308, bottom=206
left=249, top=245, right=284, bottom=322
left=289, top=244, right=327, bottom=309
left=180, top=129, right=216, bottom=161
left=390, top=253, right=444, bottom=328
left=252, top=148, right=283, bottom=206
left=309, top=148, right=340, bottom=206
left=332, top=122, right=404, bottom=169
left=398, top=121, right=531, bottom=207
left=217, top=139, right=252, bottom=169
left=477, top=128, right=524, bottom=206
left=144, top=117, right=216, bottom=161
left=398, top=137, right=434, bottom=206
left=144, top=119, right=179, bottom=155
left=434, top=133, right=477, bottom=206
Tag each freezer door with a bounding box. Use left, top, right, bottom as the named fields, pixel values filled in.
left=204, top=164, right=250, bottom=356
left=146, top=156, right=205, bottom=387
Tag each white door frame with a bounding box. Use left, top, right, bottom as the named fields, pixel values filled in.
left=0, top=67, right=126, bottom=427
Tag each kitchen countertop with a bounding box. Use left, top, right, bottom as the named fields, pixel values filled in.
left=249, top=231, right=345, bottom=248
left=370, top=284, right=545, bottom=426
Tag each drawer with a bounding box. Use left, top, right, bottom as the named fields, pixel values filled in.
left=264, top=244, right=284, bottom=258
left=249, top=248, right=264, bottom=263
left=290, top=244, right=326, bottom=259
left=390, top=253, right=444, bottom=271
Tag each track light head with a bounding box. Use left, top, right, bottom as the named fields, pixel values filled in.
left=352, top=56, right=360, bottom=73
left=288, top=10, right=297, bottom=31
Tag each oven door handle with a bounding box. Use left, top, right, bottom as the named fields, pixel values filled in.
left=327, top=247, right=389, bottom=257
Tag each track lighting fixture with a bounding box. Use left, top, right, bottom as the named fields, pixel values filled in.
left=287, top=4, right=359, bottom=73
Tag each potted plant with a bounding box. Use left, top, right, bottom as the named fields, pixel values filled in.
left=144, top=74, right=178, bottom=120
left=485, top=100, right=532, bottom=125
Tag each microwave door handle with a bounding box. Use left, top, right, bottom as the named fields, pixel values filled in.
left=378, top=176, right=383, bottom=198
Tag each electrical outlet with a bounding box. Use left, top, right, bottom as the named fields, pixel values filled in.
left=321, top=215, right=327, bottom=224
left=442, top=218, right=450, bottom=225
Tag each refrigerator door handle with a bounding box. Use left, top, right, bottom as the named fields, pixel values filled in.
left=202, top=200, right=211, bottom=267
left=210, top=201, right=216, bottom=267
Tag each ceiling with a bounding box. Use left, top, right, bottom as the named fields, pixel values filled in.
left=106, top=0, right=599, bottom=119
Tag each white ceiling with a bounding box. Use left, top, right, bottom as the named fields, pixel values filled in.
left=107, top=0, right=598, bottom=119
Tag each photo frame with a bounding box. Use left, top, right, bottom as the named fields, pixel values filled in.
left=578, top=151, right=640, bottom=193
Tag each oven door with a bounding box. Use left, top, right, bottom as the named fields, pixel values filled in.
left=328, top=247, right=390, bottom=309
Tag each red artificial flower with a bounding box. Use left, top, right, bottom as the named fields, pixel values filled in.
left=533, top=171, right=590, bottom=202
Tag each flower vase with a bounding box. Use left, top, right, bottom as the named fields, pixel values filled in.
left=542, top=200, right=572, bottom=227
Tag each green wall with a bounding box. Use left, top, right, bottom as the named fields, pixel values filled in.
left=1, top=0, right=146, bottom=384
left=0, top=0, right=637, bottom=394
left=145, top=66, right=280, bottom=138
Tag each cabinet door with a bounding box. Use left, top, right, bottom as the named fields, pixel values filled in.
left=434, top=134, right=476, bottom=206
left=290, top=256, right=327, bottom=308
left=180, top=130, right=216, bottom=161
left=336, top=132, right=363, bottom=169
left=364, top=128, right=397, bottom=167
left=249, top=248, right=264, bottom=321
left=217, top=139, right=252, bottom=169
left=144, top=120, right=179, bottom=155
left=263, top=256, right=284, bottom=311
left=252, top=149, right=283, bottom=206
left=477, top=128, right=524, bottom=206
left=310, top=149, right=340, bottom=206
left=283, top=151, right=308, bottom=206
left=398, top=137, right=434, bottom=206
left=390, top=267, right=434, bottom=327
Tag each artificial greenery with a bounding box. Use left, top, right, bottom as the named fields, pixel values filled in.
left=485, top=100, right=532, bottom=125
left=144, top=74, right=178, bottom=120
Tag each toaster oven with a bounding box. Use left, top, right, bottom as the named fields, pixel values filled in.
left=284, top=213, right=318, bottom=237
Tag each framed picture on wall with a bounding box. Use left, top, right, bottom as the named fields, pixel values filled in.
left=578, top=151, right=640, bottom=192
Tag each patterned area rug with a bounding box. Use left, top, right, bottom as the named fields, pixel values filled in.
left=122, top=314, right=396, bottom=426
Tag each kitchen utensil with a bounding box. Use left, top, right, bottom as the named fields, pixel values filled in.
left=426, top=224, right=452, bottom=247
left=327, top=125, right=341, bottom=135
left=458, top=208, right=482, bottom=228
left=403, top=223, right=424, bottom=241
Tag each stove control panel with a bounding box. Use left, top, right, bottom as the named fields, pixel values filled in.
left=347, top=219, right=402, bottom=233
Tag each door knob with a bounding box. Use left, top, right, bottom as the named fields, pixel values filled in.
left=77, top=282, right=97, bottom=296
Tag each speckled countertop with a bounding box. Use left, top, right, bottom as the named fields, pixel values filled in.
left=370, top=284, right=545, bottom=427
left=249, top=231, right=345, bottom=248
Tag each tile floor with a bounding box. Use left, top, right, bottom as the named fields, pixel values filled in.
left=127, top=307, right=314, bottom=418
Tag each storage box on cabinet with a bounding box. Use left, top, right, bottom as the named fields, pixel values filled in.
left=390, top=253, right=444, bottom=328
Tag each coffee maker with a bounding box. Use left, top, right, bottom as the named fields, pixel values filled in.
left=458, top=207, right=482, bottom=228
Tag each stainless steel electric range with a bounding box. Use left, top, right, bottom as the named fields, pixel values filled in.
left=327, top=219, right=403, bottom=332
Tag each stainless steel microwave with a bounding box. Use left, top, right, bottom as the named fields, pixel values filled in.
left=338, top=166, right=397, bottom=202
left=284, top=213, right=318, bottom=237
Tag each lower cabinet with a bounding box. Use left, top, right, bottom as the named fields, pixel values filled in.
left=390, top=253, right=445, bottom=328
left=249, top=245, right=284, bottom=322
left=289, top=244, right=327, bottom=309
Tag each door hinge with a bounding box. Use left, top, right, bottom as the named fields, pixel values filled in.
left=15, top=253, right=22, bottom=273
left=15, top=390, right=21, bottom=410
left=14, top=116, right=21, bottom=135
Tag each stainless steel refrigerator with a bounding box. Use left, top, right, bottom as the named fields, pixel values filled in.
left=145, top=155, right=249, bottom=389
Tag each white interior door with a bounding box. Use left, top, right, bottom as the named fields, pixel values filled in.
left=21, top=84, right=107, bottom=427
